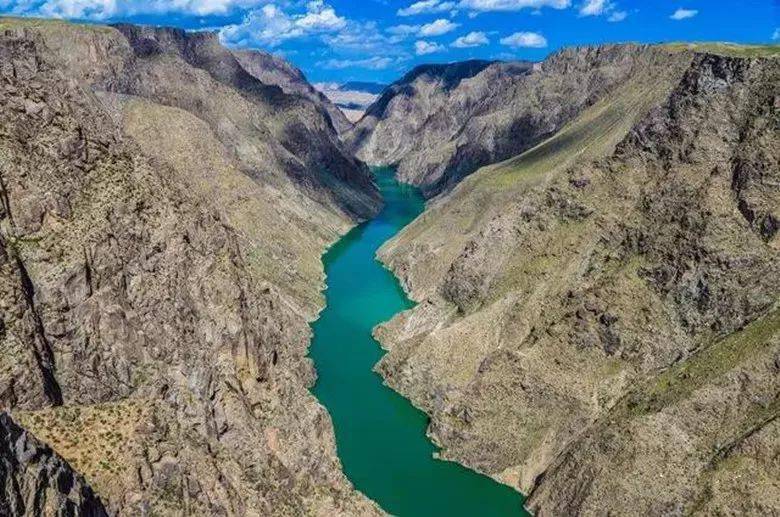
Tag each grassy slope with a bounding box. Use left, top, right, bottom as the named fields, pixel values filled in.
left=376, top=45, right=779, bottom=513
left=378, top=55, right=686, bottom=300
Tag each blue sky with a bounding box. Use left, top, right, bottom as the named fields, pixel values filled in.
left=1, top=0, right=777, bottom=83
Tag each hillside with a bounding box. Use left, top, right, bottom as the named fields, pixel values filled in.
left=375, top=47, right=779, bottom=514
left=232, top=48, right=353, bottom=135
left=349, top=45, right=779, bottom=199
left=0, top=17, right=381, bottom=515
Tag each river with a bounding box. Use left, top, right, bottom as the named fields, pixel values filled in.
left=309, top=167, right=527, bottom=516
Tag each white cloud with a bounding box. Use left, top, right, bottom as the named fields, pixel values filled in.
left=670, top=8, right=698, bottom=20
left=458, top=0, right=569, bottom=12
left=320, top=56, right=398, bottom=69
left=451, top=31, right=489, bottom=47
left=220, top=2, right=347, bottom=47
left=607, top=10, right=627, bottom=21
left=37, top=0, right=117, bottom=19
left=578, top=0, right=626, bottom=21
left=324, top=20, right=398, bottom=53
left=419, top=18, right=459, bottom=36
left=387, top=18, right=458, bottom=39
left=387, top=24, right=421, bottom=37
left=397, top=0, right=456, bottom=16
left=579, top=0, right=607, bottom=16
left=500, top=31, right=547, bottom=48
left=23, top=0, right=265, bottom=19
left=415, top=40, right=445, bottom=55
left=296, top=0, right=346, bottom=31
left=774, top=28, right=780, bottom=40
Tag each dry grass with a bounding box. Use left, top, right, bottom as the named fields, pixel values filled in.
left=14, top=399, right=151, bottom=496
left=663, top=41, right=780, bottom=58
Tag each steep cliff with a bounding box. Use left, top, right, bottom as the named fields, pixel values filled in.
left=0, top=412, right=107, bottom=516
left=350, top=44, right=774, bottom=200
left=0, top=17, right=381, bottom=515
left=376, top=47, right=779, bottom=514
left=232, top=48, right=353, bottom=136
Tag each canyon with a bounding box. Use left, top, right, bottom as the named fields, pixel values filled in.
left=0, top=15, right=778, bottom=517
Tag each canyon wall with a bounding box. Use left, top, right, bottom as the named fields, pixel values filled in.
left=0, top=17, right=381, bottom=515
left=376, top=47, right=779, bottom=515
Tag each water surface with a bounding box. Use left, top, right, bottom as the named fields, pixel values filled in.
left=310, top=168, right=527, bottom=516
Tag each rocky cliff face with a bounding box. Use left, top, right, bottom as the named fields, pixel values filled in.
left=0, top=412, right=107, bottom=516
left=0, top=17, right=380, bottom=516
left=376, top=47, right=779, bottom=514
left=232, top=48, right=353, bottom=136
left=349, top=45, right=734, bottom=198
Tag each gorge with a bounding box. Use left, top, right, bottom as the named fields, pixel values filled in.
left=0, top=14, right=778, bottom=517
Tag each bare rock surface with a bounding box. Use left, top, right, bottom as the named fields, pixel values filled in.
left=376, top=47, right=780, bottom=514
left=0, top=412, right=108, bottom=516
left=0, top=17, right=381, bottom=516
left=232, top=48, right=353, bottom=136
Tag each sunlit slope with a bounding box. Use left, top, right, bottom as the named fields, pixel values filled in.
left=375, top=49, right=779, bottom=515
left=378, top=51, right=690, bottom=300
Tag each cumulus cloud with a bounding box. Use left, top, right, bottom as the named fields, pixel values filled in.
left=670, top=7, right=698, bottom=20
left=579, top=0, right=607, bottom=16
left=387, top=18, right=458, bottom=39
left=500, top=31, right=547, bottom=48
left=578, top=0, right=626, bottom=21
left=451, top=31, right=489, bottom=48
left=415, top=40, right=445, bottom=55
left=323, top=20, right=400, bottom=53
left=458, top=0, right=569, bottom=13
left=16, top=0, right=265, bottom=19
left=296, top=1, right=346, bottom=31
left=220, top=1, right=347, bottom=47
left=773, top=28, right=780, bottom=40
left=397, top=0, right=456, bottom=16
left=320, top=56, right=397, bottom=69
left=419, top=18, right=458, bottom=36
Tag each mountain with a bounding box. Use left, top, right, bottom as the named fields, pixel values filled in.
left=232, top=48, right=354, bottom=135
left=375, top=44, right=779, bottom=514
left=347, top=58, right=537, bottom=197
left=349, top=46, right=777, bottom=199
left=314, top=81, right=386, bottom=123
left=0, top=17, right=380, bottom=515
left=339, top=81, right=386, bottom=95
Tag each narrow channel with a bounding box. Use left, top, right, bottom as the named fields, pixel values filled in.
left=310, top=167, right=527, bottom=516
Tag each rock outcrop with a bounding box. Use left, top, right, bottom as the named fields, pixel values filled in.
left=0, top=17, right=381, bottom=516
left=0, top=412, right=107, bottom=516
left=232, top=48, right=353, bottom=136
left=376, top=46, right=779, bottom=514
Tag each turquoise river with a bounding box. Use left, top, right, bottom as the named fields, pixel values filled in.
left=309, top=168, right=527, bottom=516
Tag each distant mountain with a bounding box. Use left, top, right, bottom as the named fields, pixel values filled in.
left=339, top=81, right=386, bottom=95
left=314, top=81, right=385, bottom=123
left=345, top=58, right=535, bottom=197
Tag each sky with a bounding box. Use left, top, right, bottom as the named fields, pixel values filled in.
left=1, top=0, right=777, bottom=84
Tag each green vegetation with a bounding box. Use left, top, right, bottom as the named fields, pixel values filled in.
left=627, top=307, right=780, bottom=415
